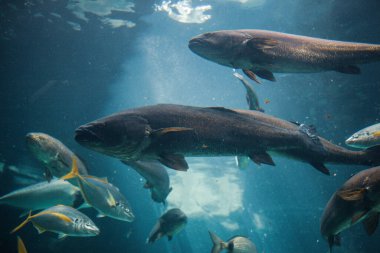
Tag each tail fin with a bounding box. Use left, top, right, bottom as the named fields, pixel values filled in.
left=17, top=236, right=27, bottom=253
left=61, top=157, right=80, bottom=180
left=328, top=234, right=341, bottom=253
left=364, top=145, right=380, bottom=166
left=11, top=211, right=33, bottom=234
left=208, top=231, right=227, bottom=253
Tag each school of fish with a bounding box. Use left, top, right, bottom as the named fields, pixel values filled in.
left=2, top=27, right=380, bottom=253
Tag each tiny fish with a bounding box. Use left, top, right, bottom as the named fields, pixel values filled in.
left=345, top=123, right=380, bottom=149
left=209, top=231, right=257, bottom=253
left=62, top=158, right=135, bottom=222
left=26, top=132, right=88, bottom=181
left=147, top=208, right=187, bottom=243
left=11, top=205, right=99, bottom=238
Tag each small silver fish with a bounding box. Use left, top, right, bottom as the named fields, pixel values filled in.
left=345, top=123, right=380, bottom=149
left=123, top=161, right=172, bottom=204
left=209, top=231, right=257, bottom=253
left=62, top=158, right=135, bottom=222
left=147, top=208, right=187, bottom=243
left=26, top=132, right=88, bottom=181
left=11, top=205, right=99, bottom=238
left=0, top=179, right=84, bottom=212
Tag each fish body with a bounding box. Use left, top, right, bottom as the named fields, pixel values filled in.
left=147, top=208, right=187, bottom=243
left=123, top=161, right=172, bottom=204
left=188, top=29, right=380, bottom=82
left=62, top=159, right=135, bottom=222
left=26, top=132, right=88, bottom=181
left=346, top=123, right=380, bottom=149
left=11, top=205, right=99, bottom=238
left=74, top=104, right=380, bottom=175
left=209, top=231, right=257, bottom=253
left=320, top=166, right=380, bottom=251
left=0, top=179, right=84, bottom=211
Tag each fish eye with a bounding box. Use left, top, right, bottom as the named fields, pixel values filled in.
left=74, top=218, right=79, bottom=223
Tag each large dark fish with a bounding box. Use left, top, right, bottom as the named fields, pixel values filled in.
left=188, top=30, right=380, bottom=83
left=320, top=166, right=380, bottom=252
left=123, top=161, right=172, bottom=204
left=74, top=104, right=380, bottom=175
left=147, top=208, right=187, bottom=243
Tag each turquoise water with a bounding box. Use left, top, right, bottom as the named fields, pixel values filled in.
left=1, top=0, right=380, bottom=252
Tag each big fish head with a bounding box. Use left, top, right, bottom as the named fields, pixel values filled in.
left=188, top=30, right=250, bottom=68
left=74, top=216, right=100, bottom=236
left=75, top=114, right=151, bottom=160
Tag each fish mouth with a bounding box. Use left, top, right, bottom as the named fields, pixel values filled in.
left=90, top=226, right=100, bottom=235
left=345, top=137, right=354, bottom=145
left=25, top=132, right=40, bottom=144
left=125, top=212, right=135, bottom=222
left=188, top=37, right=207, bottom=53
left=75, top=127, right=102, bottom=145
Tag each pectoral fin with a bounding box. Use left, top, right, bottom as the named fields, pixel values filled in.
left=246, top=37, right=279, bottom=50
left=249, top=151, right=275, bottom=166
left=33, top=223, right=47, bottom=234
left=106, top=189, right=117, bottom=207
left=309, top=162, right=330, bottom=175
left=243, top=69, right=261, bottom=84
left=255, top=69, right=276, bottom=82
left=335, top=65, right=361, bottom=74
left=158, top=154, right=189, bottom=171
left=363, top=213, right=379, bottom=235
left=337, top=188, right=366, bottom=201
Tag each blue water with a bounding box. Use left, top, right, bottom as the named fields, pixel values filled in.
left=1, top=0, right=380, bottom=252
